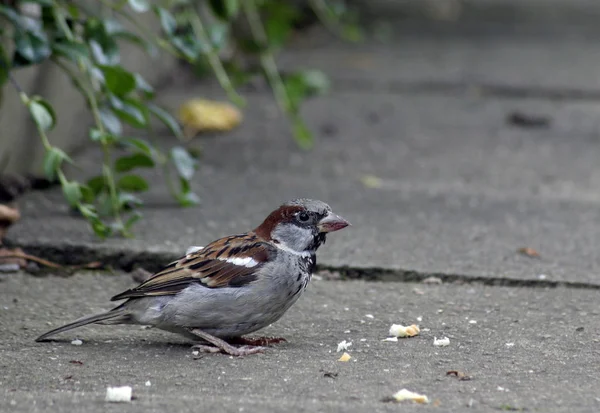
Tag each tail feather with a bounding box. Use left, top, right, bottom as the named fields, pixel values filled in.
left=35, top=308, right=129, bottom=342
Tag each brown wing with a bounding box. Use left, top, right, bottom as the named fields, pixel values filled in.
left=111, top=233, right=272, bottom=301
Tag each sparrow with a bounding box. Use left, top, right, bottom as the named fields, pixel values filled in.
left=36, top=199, right=350, bottom=356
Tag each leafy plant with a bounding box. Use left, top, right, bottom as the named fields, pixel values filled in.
left=0, top=0, right=360, bottom=238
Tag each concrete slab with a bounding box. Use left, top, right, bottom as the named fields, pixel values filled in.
left=1, top=272, right=599, bottom=412
left=7, top=93, right=600, bottom=285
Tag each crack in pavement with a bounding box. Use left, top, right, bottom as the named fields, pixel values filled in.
left=7, top=241, right=600, bottom=291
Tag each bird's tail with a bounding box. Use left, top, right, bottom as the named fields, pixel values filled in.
left=35, top=307, right=130, bottom=342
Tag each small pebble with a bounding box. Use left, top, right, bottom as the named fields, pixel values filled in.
left=71, top=339, right=83, bottom=346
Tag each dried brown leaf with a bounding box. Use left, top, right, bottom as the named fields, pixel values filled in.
left=517, top=247, right=540, bottom=258
left=446, top=370, right=472, bottom=380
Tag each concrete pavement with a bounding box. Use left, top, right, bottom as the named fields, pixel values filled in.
left=1, top=272, right=599, bottom=412
left=3, top=0, right=600, bottom=411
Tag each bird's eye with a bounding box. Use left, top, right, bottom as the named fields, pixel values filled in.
left=297, top=212, right=310, bottom=222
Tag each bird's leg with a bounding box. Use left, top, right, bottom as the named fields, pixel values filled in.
left=230, top=336, right=287, bottom=347
left=188, top=329, right=265, bottom=356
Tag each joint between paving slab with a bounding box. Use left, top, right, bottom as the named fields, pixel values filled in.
left=322, top=265, right=600, bottom=290
left=278, top=79, right=600, bottom=102
left=7, top=240, right=600, bottom=291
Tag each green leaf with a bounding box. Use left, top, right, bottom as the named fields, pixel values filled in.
left=85, top=19, right=119, bottom=65
left=79, top=184, right=96, bottom=203
left=89, top=127, right=117, bottom=144
left=98, top=107, right=123, bottom=135
left=171, top=32, right=201, bottom=61
left=77, top=204, right=111, bottom=238
left=13, top=28, right=51, bottom=66
left=87, top=175, right=106, bottom=195
left=134, top=73, right=154, bottom=98
left=155, top=7, right=176, bottom=36
left=42, top=147, right=71, bottom=181
left=0, top=5, right=22, bottom=26
left=124, top=211, right=143, bottom=230
left=95, top=192, right=114, bottom=216
left=99, top=65, right=136, bottom=96
left=78, top=203, right=99, bottom=220
left=292, top=117, right=313, bottom=149
left=109, top=95, right=148, bottom=128
left=117, top=174, right=149, bottom=192
left=264, top=3, right=299, bottom=48
left=28, top=98, right=56, bottom=131
left=176, top=189, right=200, bottom=207
left=170, top=146, right=197, bottom=180
left=90, top=220, right=112, bottom=238
left=207, top=21, right=230, bottom=50
left=52, top=41, right=89, bottom=62
left=128, top=0, right=150, bottom=13
left=147, top=104, right=183, bottom=139
left=0, top=45, right=9, bottom=87
left=284, top=70, right=330, bottom=112
left=297, top=70, right=330, bottom=94
left=114, top=153, right=154, bottom=172
left=118, top=192, right=143, bottom=209
left=208, top=0, right=240, bottom=20
left=121, top=137, right=154, bottom=157
left=62, top=181, right=82, bottom=206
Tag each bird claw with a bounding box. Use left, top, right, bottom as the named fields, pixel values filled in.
left=188, top=328, right=266, bottom=356
left=191, top=343, right=265, bottom=356
left=232, top=336, right=287, bottom=347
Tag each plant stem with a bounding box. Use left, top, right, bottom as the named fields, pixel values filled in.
left=188, top=9, right=245, bottom=106
left=243, top=0, right=291, bottom=113
left=308, top=0, right=349, bottom=39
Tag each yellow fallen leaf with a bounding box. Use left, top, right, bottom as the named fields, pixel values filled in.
left=178, top=99, right=242, bottom=138
left=338, top=352, right=352, bottom=362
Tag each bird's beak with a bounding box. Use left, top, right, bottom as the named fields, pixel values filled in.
left=318, top=212, right=351, bottom=233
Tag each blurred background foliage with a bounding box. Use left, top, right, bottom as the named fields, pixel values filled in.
left=0, top=0, right=360, bottom=238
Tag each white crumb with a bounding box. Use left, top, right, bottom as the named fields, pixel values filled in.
left=392, top=389, right=430, bottom=404
left=337, top=340, right=352, bottom=352
left=105, top=386, right=132, bottom=403
left=433, top=336, right=450, bottom=347
left=145, top=381, right=151, bottom=387
left=388, top=324, right=420, bottom=338
left=70, top=339, right=83, bottom=346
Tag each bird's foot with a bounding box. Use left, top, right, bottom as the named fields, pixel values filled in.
left=231, top=336, right=287, bottom=347
left=189, top=329, right=265, bottom=356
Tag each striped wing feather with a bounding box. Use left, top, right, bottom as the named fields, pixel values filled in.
left=111, top=233, right=272, bottom=301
